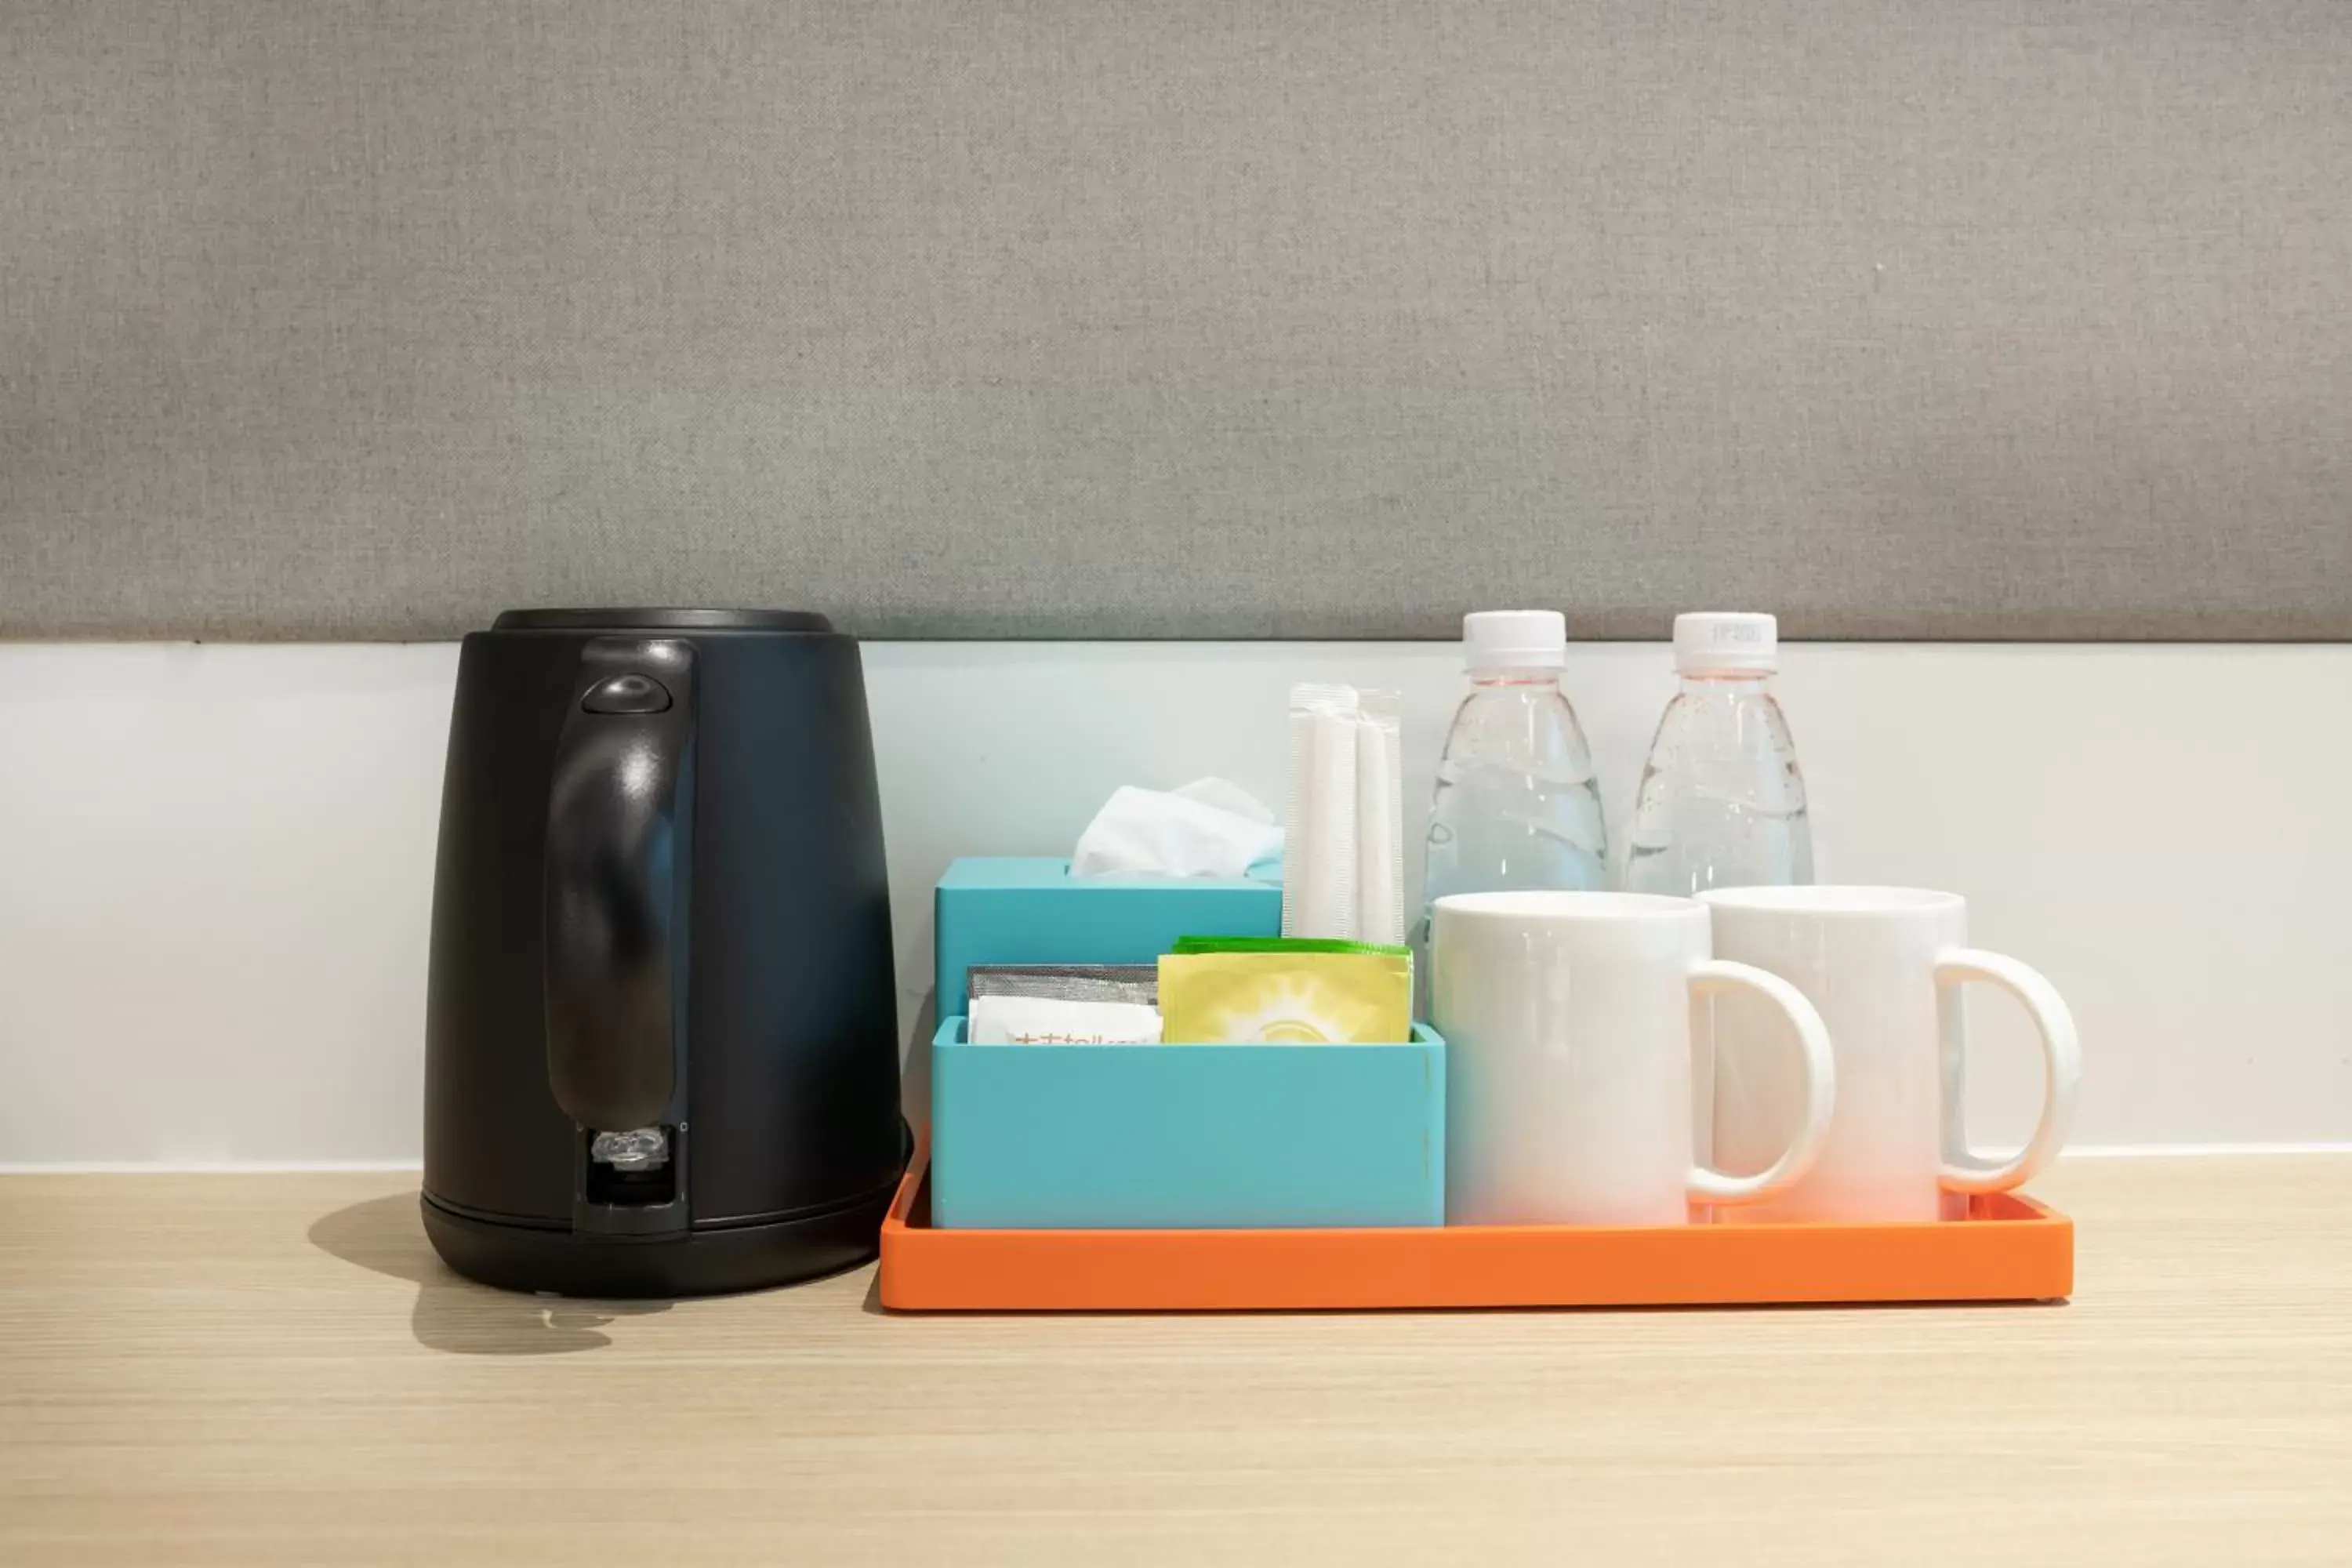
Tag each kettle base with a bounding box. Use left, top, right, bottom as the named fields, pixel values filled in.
left=421, top=1178, right=900, bottom=1299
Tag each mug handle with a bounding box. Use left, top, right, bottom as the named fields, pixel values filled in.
left=1934, top=948, right=2082, bottom=1196
left=1684, top=960, right=1838, bottom=1207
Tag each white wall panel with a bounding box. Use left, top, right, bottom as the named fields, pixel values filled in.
left=2, top=641, right=2347, bottom=1164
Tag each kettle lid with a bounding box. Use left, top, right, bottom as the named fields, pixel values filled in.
left=492, top=608, right=835, bottom=634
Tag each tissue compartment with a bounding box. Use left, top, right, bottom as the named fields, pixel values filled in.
left=934, top=858, right=1280, bottom=1017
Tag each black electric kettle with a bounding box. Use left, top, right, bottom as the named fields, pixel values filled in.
left=421, top=608, right=906, bottom=1297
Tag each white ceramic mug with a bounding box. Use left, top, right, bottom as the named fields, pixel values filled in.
left=1431, top=891, right=1837, bottom=1226
left=1700, top=887, right=2082, bottom=1223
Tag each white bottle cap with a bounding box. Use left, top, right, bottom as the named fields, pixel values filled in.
left=1673, top=612, right=1778, bottom=675
left=1463, top=610, right=1566, bottom=671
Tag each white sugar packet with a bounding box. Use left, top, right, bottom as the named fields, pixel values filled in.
left=967, top=993, right=1163, bottom=1046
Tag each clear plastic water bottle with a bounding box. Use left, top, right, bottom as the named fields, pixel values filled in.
left=1623, top=612, right=1813, bottom=896
left=1421, top=612, right=1610, bottom=939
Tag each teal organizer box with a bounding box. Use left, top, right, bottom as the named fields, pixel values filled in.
left=929, top=1018, right=1446, bottom=1230
left=932, top=857, right=1280, bottom=1016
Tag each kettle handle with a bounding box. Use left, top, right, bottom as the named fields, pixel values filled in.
left=543, top=637, right=695, bottom=1133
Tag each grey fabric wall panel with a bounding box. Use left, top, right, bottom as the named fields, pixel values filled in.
left=3, top=2, right=2347, bottom=642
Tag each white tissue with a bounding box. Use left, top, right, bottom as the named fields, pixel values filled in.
left=1069, top=778, right=1283, bottom=879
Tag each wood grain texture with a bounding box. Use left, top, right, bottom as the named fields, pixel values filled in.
left=3, top=1157, right=2349, bottom=1566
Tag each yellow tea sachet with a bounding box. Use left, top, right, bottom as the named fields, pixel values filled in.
left=1157, top=950, right=1412, bottom=1044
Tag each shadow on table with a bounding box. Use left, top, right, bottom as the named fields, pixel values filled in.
left=310, top=996, right=932, bottom=1351
left=307, top=1193, right=670, bottom=1356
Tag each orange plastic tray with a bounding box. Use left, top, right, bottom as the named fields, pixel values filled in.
left=877, top=1144, right=2073, bottom=1312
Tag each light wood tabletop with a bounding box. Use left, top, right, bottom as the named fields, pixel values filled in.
left=3, top=1156, right=2348, bottom=1566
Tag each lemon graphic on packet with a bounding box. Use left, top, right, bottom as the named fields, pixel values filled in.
left=1157, top=952, right=1412, bottom=1044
